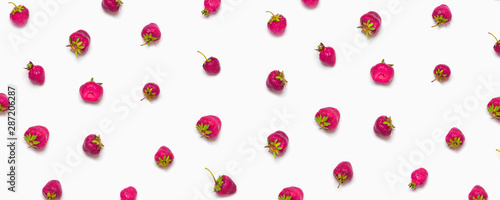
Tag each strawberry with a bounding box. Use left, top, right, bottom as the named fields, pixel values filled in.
left=67, top=30, right=90, bottom=58
left=141, top=83, right=160, bottom=101
left=202, top=0, right=221, bottom=16
left=0, top=93, right=10, bottom=113
left=9, top=2, right=29, bottom=27
left=198, top=51, right=221, bottom=75
left=371, top=59, right=394, bottom=84
left=373, top=115, right=395, bottom=137
left=267, top=11, right=287, bottom=36
left=432, top=4, right=452, bottom=28
left=196, top=115, right=221, bottom=139
left=316, top=43, right=336, bottom=66
left=488, top=32, right=500, bottom=56
left=42, top=180, right=62, bottom=200
left=358, top=11, right=381, bottom=39
left=25, top=61, right=45, bottom=85
left=266, top=70, right=287, bottom=92
left=141, top=23, right=161, bottom=46
left=82, top=134, right=104, bottom=155
left=102, top=0, right=123, bottom=13
left=24, top=125, right=49, bottom=150
left=154, top=146, right=174, bottom=168
left=265, top=131, right=289, bottom=159
left=445, top=127, right=464, bottom=150
left=205, top=168, right=237, bottom=196
left=315, top=107, right=340, bottom=131
left=120, top=186, right=137, bottom=200
left=80, top=78, right=103, bottom=102
left=301, top=0, right=319, bottom=8
left=468, top=185, right=488, bottom=200
left=487, top=97, right=500, bottom=119
left=432, top=64, right=451, bottom=83
left=278, top=186, right=304, bottom=200
left=408, top=168, right=428, bottom=190
left=333, top=161, right=353, bottom=188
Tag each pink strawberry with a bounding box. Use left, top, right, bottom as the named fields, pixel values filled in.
left=333, top=161, right=353, bottom=188
left=67, top=30, right=90, bottom=58
left=80, top=78, right=103, bottom=102
left=358, top=11, right=381, bottom=39
left=487, top=97, right=500, bottom=119
left=24, top=125, right=49, bottom=150
left=265, top=131, right=289, bottom=159
left=25, top=61, right=45, bottom=85
left=82, top=134, right=104, bottom=155
left=120, top=186, right=137, bottom=200
left=371, top=59, right=394, bottom=84
left=0, top=93, right=10, bottom=113
left=154, top=146, right=174, bottom=168
left=9, top=2, right=29, bottom=27
left=316, top=43, right=336, bottom=66
left=141, top=23, right=161, bottom=46
left=267, top=11, right=287, bottom=36
left=205, top=168, right=237, bottom=196
left=42, top=180, right=62, bottom=200
left=408, top=168, right=428, bottom=190
left=102, top=0, right=123, bottom=13
left=196, top=115, right=221, bottom=139
left=469, top=185, right=488, bottom=200
left=279, top=186, right=304, bottom=200
left=198, top=51, right=220, bottom=75
left=141, top=83, right=160, bottom=101
left=266, top=70, right=287, bottom=92
left=445, top=127, right=464, bottom=150
left=315, top=107, right=340, bottom=131
left=432, top=4, right=452, bottom=28
left=301, top=0, right=319, bottom=8
left=432, top=64, right=450, bottom=83
left=373, top=115, right=395, bottom=137
left=201, top=0, right=221, bottom=16
left=488, top=32, right=500, bottom=56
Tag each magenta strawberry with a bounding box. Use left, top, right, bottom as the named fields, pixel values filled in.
left=266, top=70, right=287, bottom=92
left=67, top=30, right=90, bottom=58
left=82, top=134, right=104, bottom=155
left=265, top=131, right=289, bottom=159
left=102, top=0, right=123, bottom=13
left=25, top=61, right=45, bottom=85
left=358, top=11, right=381, bottom=39
left=373, top=115, right=395, bottom=137
left=301, top=0, right=319, bottom=8
left=333, top=161, right=353, bottom=188
left=205, top=168, right=237, bottom=196
left=316, top=43, right=336, bottom=66
left=141, top=23, right=161, bottom=46
left=196, top=115, right=221, bottom=139
left=141, top=83, right=160, bottom=101
left=445, top=127, right=464, bottom=150
left=9, top=2, right=29, bottom=27
left=315, top=107, right=340, bottom=131
left=0, top=93, right=10, bottom=113
left=80, top=78, right=103, bottom=102
left=469, top=185, right=488, bottom=200
left=371, top=59, right=394, bottom=84
left=154, top=146, right=174, bottom=168
left=488, top=32, right=500, bottom=56
left=201, top=0, right=221, bottom=16
left=120, top=186, right=137, bottom=200
left=432, top=4, right=452, bottom=28
left=267, top=11, right=287, bottom=36
left=408, top=168, right=428, bottom=190
left=24, top=125, right=49, bottom=150
left=42, top=180, right=62, bottom=200
left=198, top=51, right=220, bottom=75
left=432, top=64, right=450, bottom=83
left=487, top=97, right=500, bottom=119
left=279, top=186, right=304, bottom=200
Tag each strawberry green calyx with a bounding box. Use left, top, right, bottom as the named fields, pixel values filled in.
left=432, top=15, right=449, bottom=28
left=9, top=2, right=25, bottom=15
left=156, top=155, right=172, bottom=167
left=381, top=59, right=394, bottom=66
left=358, top=19, right=376, bottom=39
left=275, top=71, right=287, bottom=86
left=141, top=33, right=158, bottom=46
left=265, top=139, right=283, bottom=159
left=382, top=116, right=395, bottom=130
left=315, top=115, right=331, bottom=130
left=198, top=51, right=211, bottom=63
left=141, top=87, right=156, bottom=101
left=447, top=137, right=462, bottom=149
left=487, top=105, right=500, bottom=119
left=45, top=192, right=57, bottom=200
left=489, top=32, right=500, bottom=46
left=267, top=11, right=282, bottom=24
left=473, top=195, right=485, bottom=200
left=279, top=195, right=292, bottom=200
left=24, top=133, right=40, bottom=148
left=408, top=181, right=417, bottom=189
left=196, top=123, right=212, bottom=138
left=432, top=69, right=447, bottom=82
left=316, top=43, right=325, bottom=52
left=115, top=0, right=123, bottom=7
left=201, top=9, right=210, bottom=16
left=92, top=135, right=104, bottom=150
left=336, top=173, right=348, bottom=188
left=67, top=38, right=85, bottom=58
left=25, top=61, right=34, bottom=70
left=205, top=168, right=224, bottom=192
left=0, top=106, right=7, bottom=113
left=90, top=78, right=103, bottom=85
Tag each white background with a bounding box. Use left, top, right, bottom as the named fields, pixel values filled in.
left=2, top=0, right=500, bottom=199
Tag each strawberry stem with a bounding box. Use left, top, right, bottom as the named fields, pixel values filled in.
left=198, top=51, right=208, bottom=61
left=489, top=32, right=499, bottom=43
left=266, top=11, right=274, bottom=16
left=205, top=168, right=217, bottom=184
